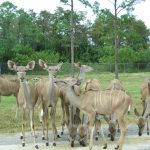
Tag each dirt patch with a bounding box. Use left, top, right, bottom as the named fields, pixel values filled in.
left=0, top=124, right=150, bottom=150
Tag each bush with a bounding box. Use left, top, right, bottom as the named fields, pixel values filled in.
left=30, top=50, right=60, bottom=64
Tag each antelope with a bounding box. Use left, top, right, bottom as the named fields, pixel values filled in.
left=83, top=78, right=103, bottom=141
left=135, top=78, right=150, bottom=136
left=0, top=76, right=20, bottom=105
left=7, top=60, right=38, bottom=149
left=55, top=80, right=131, bottom=150
left=35, top=59, right=63, bottom=146
left=106, top=79, right=128, bottom=141
left=60, top=63, right=93, bottom=136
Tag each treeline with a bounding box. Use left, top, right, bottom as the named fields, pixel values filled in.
left=0, top=1, right=150, bottom=65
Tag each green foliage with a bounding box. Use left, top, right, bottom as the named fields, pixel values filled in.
left=0, top=1, right=149, bottom=65
left=118, top=47, right=138, bottom=63
left=13, top=53, right=30, bottom=64
left=30, top=50, right=60, bottom=63
left=12, top=44, right=33, bottom=55
left=136, top=49, right=150, bottom=63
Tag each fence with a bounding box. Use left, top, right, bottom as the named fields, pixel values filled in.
left=0, top=62, right=150, bottom=75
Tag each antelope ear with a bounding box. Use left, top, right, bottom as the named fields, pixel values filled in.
left=7, top=60, right=17, bottom=70
left=134, top=108, right=140, bottom=117
left=84, top=65, right=93, bottom=72
left=74, top=62, right=81, bottom=68
left=26, top=61, right=35, bottom=70
left=56, top=62, right=63, bottom=71
left=39, top=59, right=47, bottom=69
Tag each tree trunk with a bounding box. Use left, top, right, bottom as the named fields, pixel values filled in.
left=114, top=0, right=119, bottom=79
left=71, top=0, right=74, bottom=78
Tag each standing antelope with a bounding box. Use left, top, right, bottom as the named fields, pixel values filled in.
left=35, top=59, right=63, bottom=146
left=7, top=60, right=38, bottom=149
left=60, top=63, right=93, bottom=136
left=135, top=78, right=150, bottom=136
left=106, top=79, right=128, bottom=141
left=55, top=80, right=131, bottom=150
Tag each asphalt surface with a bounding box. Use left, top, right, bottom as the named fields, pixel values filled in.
left=0, top=124, right=150, bottom=150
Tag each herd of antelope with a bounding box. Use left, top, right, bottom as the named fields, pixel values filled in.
left=0, top=59, right=150, bottom=150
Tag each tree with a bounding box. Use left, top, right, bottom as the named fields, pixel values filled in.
left=60, top=0, right=93, bottom=77
left=105, top=0, right=145, bottom=79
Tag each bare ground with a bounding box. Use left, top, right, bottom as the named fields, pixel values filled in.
left=0, top=124, right=150, bottom=150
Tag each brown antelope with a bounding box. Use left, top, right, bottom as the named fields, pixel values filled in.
left=35, top=59, right=63, bottom=146
left=83, top=78, right=103, bottom=141
left=7, top=60, right=38, bottom=149
left=0, top=76, right=20, bottom=106
left=60, top=63, right=93, bottom=136
left=135, top=78, right=150, bottom=136
left=106, top=79, right=128, bottom=141
left=55, top=80, right=131, bottom=150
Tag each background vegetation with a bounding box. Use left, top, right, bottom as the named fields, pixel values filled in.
left=0, top=1, right=149, bottom=66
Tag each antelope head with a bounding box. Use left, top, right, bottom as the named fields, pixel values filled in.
left=39, top=59, right=63, bottom=77
left=134, top=108, right=145, bottom=136
left=74, top=63, right=93, bottom=82
left=108, top=120, right=116, bottom=141
left=7, top=60, right=35, bottom=82
left=78, top=125, right=87, bottom=147
left=68, top=125, right=77, bottom=147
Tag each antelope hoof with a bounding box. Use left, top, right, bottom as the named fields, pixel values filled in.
left=147, top=132, right=149, bottom=135
left=20, top=135, right=23, bottom=139
left=46, top=142, right=49, bottom=146
left=35, top=145, right=39, bottom=149
left=110, top=135, right=114, bottom=141
left=71, top=141, right=74, bottom=147
left=95, top=137, right=98, bottom=141
left=57, top=134, right=61, bottom=138
left=103, top=143, right=107, bottom=149
left=42, top=136, right=45, bottom=140
left=114, top=145, right=119, bottom=149
left=80, top=141, right=86, bottom=147
left=53, top=143, right=56, bottom=146
left=22, top=143, right=25, bottom=147
left=61, top=131, right=63, bottom=135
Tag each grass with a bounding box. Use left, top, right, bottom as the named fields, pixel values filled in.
left=0, top=72, right=150, bottom=133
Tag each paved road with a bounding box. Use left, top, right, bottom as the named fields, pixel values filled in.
left=0, top=124, right=150, bottom=150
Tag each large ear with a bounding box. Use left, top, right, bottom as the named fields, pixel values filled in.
left=7, top=60, right=17, bottom=70
left=74, top=62, right=81, bottom=68
left=84, top=65, right=93, bottom=72
left=56, top=62, right=63, bottom=71
left=26, top=61, right=35, bottom=70
left=134, top=108, right=140, bottom=117
left=39, top=59, right=47, bottom=69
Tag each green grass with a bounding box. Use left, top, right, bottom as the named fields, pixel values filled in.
left=0, top=72, right=150, bottom=133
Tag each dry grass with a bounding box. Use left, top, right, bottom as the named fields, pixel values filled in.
left=0, top=72, right=150, bottom=133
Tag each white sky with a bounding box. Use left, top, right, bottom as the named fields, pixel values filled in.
left=0, top=0, right=150, bottom=28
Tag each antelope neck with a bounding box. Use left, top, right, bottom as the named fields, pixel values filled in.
left=20, top=79, right=31, bottom=109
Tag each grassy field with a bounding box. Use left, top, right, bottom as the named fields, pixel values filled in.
left=0, top=72, right=150, bottom=133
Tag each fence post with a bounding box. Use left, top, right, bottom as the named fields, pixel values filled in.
left=0, top=62, right=1, bottom=74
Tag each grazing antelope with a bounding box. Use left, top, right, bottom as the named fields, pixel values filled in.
left=135, top=78, right=150, bottom=136
left=60, top=63, right=93, bottom=136
left=106, top=79, right=127, bottom=141
left=35, top=59, right=63, bottom=146
left=55, top=80, right=131, bottom=150
left=7, top=60, right=38, bottom=149
left=84, top=78, right=103, bottom=141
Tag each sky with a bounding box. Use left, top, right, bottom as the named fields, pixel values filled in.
left=0, top=0, right=150, bottom=28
